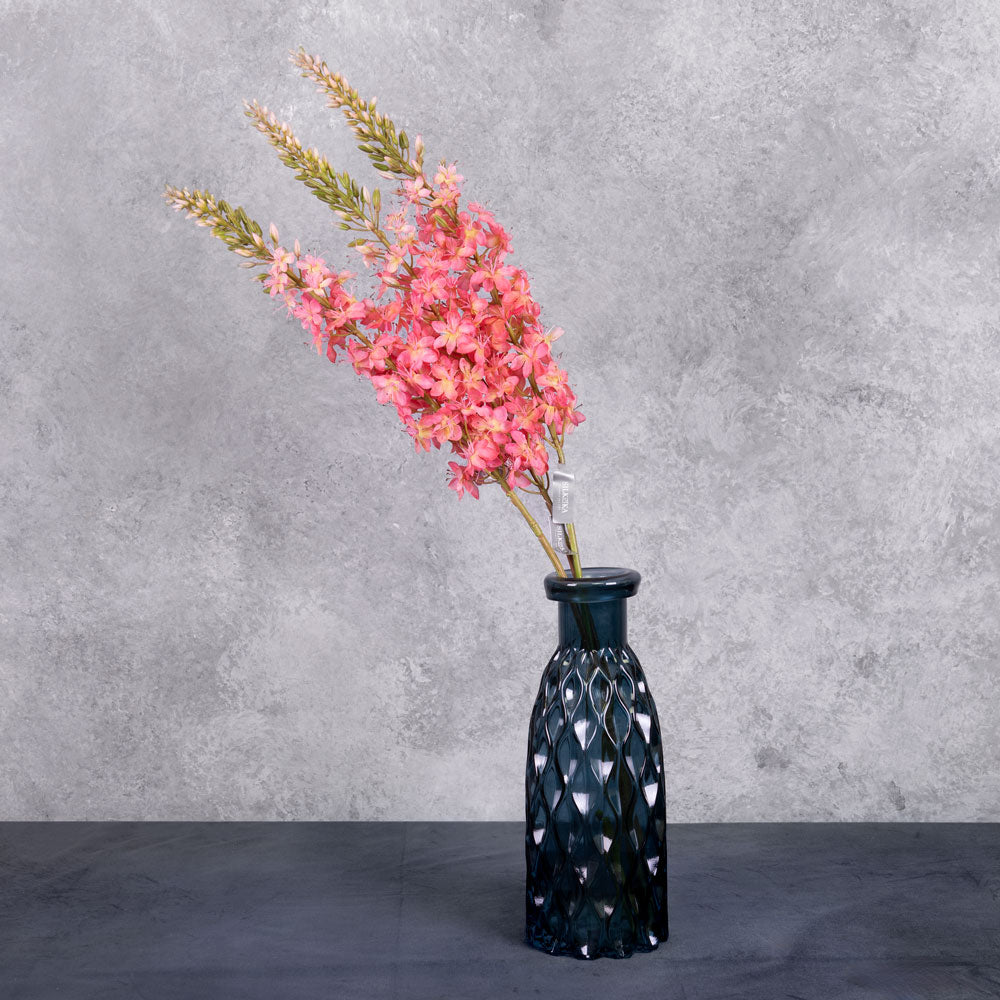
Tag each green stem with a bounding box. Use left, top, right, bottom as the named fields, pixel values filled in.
left=550, top=437, right=582, bottom=578
left=493, top=472, right=566, bottom=577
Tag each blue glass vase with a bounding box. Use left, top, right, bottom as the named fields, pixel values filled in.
left=525, top=567, right=668, bottom=959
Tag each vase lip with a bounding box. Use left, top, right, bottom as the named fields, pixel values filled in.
left=544, top=566, right=641, bottom=603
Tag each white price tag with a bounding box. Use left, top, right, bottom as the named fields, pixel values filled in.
left=551, top=521, right=571, bottom=553
left=550, top=464, right=575, bottom=524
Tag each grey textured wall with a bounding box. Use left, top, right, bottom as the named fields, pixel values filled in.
left=2, top=0, right=998, bottom=821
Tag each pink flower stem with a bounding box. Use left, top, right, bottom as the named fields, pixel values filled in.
left=528, top=471, right=553, bottom=515
left=492, top=471, right=568, bottom=577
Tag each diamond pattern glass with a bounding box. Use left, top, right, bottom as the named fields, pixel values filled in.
left=525, top=568, right=668, bottom=959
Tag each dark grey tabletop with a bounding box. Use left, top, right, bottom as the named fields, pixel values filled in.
left=1, top=822, right=998, bottom=999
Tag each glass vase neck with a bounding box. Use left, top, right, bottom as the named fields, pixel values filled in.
left=544, top=567, right=641, bottom=650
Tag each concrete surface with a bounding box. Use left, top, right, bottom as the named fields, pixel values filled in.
left=1, top=822, right=999, bottom=998
left=1, top=1, right=998, bottom=820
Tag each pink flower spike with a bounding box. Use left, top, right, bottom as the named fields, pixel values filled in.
left=195, top=134, right=586, bottom=510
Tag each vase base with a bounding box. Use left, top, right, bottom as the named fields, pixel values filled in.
left=524, top=925, right=668, bottom=961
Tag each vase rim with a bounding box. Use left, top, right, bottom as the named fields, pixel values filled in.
left=544, top=566, right=641, bottom=603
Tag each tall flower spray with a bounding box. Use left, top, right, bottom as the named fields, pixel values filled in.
left=165, top=50, right=584, bottom=577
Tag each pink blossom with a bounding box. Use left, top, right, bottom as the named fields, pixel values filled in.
left=326, top=296, right=366, bottom=330
left=428, top=361, right=461, bottom=401
left=403, top=175, right=428, bottom=204
left=382, top=244, right=409, bottom=275
left=371, top=372, right=411, bottom=407
left=505, top=467, right=532, bottom=490
left=447, top=460, right=480, bottom=499
left=356, top=242, right=382, bottom=268
left=434, top=163, right=463, bottom=188
left=409, top=267, right=450, bottom=308
left=470, top=261, right=517, bottom=294
left=397, top=335, right=438, bottom=370
left=293, top=295, right=326, bottom=352
left=537, top=366, right=569, bottom=392
left=501, top=274, right=539, bottom=320
left=431, top=310, right=478, bottom=355
left=431, top=163, right=464, bottom=207
left=456, top=358, right=489, bottom=405
left=470, top=405, right=512, bottom=445
left=482, top=220, right=512, bottom=260
left=406, top=413, right=438, bottom=452
left=363, top=297, right=402, bottom=333
left=466, top=438, right=499, bottom=471
left=511, top=333, right=553, bottom=380
left=299, top=255, right=330, bottom=289
left=505, top=429, right=550, bottom=476
left=429, top=408, right=464, bottom=444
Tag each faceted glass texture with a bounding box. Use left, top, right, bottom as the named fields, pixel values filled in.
left=525, top=567, right=668, bottom=959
